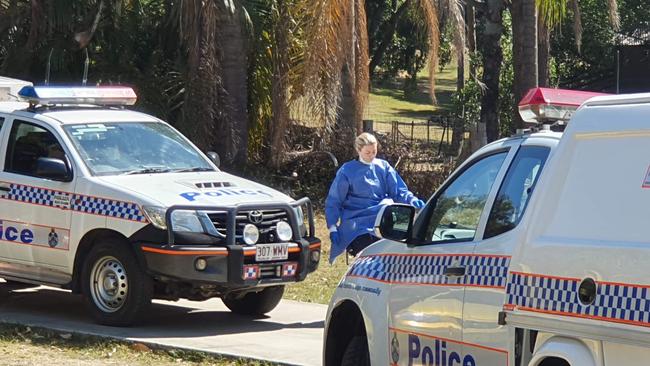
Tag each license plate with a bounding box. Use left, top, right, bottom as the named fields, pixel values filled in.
left=255, top=243, right=289, bottom=262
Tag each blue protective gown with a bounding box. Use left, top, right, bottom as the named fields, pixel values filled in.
left=325, top=158, right=419, bottom=263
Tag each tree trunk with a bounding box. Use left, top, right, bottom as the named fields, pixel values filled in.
left=337, top=0, right=368, bottom=158
left=269, top=0, right=290, bottom=169
left=511, top=0, right=538, bottom=131
left=466, top=4, right=477, bottom=78
left=457, top=52, right=465, bottom=91
left=537, top=15, right=550, bottom=87
left=216, top=2, right=249, bottom=166
left=478, top=0, right=505, bottom=143
left=180, top=1, right=225, bottom=158
left=337, top=61, right=358, bottom=157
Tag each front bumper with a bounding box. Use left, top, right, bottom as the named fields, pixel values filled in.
left=138, top=198, right=321, bottom=288
left=140, top=237, right=321, bottom=286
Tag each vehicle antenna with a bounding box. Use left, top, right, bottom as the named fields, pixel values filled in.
left=82, top=49, right=90, bottom=86
left=44, top=48, right=53, bottom=85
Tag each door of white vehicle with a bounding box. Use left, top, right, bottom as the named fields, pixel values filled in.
left=0, top=117, right=74, bottom=283
left=461, top=142, right=552, bottom=365
left=388, top=147, right=513, bottom=366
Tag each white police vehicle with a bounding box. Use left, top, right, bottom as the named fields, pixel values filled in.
left=499, top=92, right=650, bottom=366
left=0, top=78, right=320, bottom=326
left=323, top=87, right=606, bottom=366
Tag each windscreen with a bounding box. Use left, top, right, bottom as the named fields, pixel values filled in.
left=63, top=122, right=214, bottom=176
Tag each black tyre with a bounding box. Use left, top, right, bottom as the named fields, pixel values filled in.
left=81, top=238, right=152, bottom=326
left=222, top=285, right=285, bottom=316
left=341, top=336, right=370, bottom=366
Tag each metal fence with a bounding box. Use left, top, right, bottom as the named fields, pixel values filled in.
left=362, top=115, right=464, bottom=156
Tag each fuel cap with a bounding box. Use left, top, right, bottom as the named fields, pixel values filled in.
left=578, top=277, right=597, bottom=306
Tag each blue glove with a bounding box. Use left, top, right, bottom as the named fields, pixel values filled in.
left=412, top=198, right=426, bottom=209
left=330, top=231, right=339, bottom=246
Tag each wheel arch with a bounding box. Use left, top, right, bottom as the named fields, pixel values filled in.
left=530, top=336, right=597, bottom=366
left=71, top=228, right=145, bottom=293
left=324, top=299, right=368, bottom=366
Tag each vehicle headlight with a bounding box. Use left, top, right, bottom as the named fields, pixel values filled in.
left=243, top=224, right=259, bottom=245
left=276, top=221, right=293, bottom=241
left=143, top=206, right=167, bottom=230
left=171, top=210, right=204, bottom=232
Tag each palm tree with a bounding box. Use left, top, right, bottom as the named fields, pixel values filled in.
left=471, top=0, right=507, bottom=144
left=173, top=0, right=251, bottom=166
left=509, top=0, right=620, bottom=130
left=300, top=0, right=440, bottom=158
left=511, top=0, right=538, bottom=131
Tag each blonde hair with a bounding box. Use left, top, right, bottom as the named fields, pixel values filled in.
left=354, top=132, right=378, bottom=152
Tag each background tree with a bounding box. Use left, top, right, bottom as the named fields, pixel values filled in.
left=173, top=0, right=251, bottom=166
left=301, top=0, right=440, bottom=158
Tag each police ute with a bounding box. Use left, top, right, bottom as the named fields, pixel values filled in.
left=323, top=87, right=610, bottom=366
left=0, top=78, right=320, bottom=326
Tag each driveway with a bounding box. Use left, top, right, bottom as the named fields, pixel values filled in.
left=0, top=285, right=326, bottom=366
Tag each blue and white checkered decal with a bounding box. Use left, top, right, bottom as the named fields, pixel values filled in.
left=71, top=194, right=146, bottom=222
left=1, top=182, right=146, bottom=223
left=506, top=272, right=650, bottom=326
left=347, top=254, right=511, bottom=288
left=6, top=183, right=64, bottom=207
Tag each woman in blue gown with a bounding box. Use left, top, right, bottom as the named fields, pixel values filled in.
left=325, top=133, right=425, bottom=263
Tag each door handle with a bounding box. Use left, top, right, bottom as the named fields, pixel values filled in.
left=444, top=266, right=466, bottom=277
left=0, top=186, right=10, bottom=192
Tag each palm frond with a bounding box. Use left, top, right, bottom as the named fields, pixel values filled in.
left=536, top=0, right=567, bottom=28
left=300, top=0, right=350, bottom=128
left=607, top=0, right=620, bottom=31
left=417, top=0, right=439, bottom=104
left=353, top=0, right=369, bottom=130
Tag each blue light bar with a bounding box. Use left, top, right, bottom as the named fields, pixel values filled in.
left=18, top=86, right=137, bottom=106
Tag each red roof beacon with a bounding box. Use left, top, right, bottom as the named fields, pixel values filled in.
left=518, top=87, right=608, bottom=124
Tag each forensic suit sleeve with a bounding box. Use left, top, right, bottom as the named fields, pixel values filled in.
left=325, top=167, right=350, bottom=230
left=384, top=162, right=418, bottom=205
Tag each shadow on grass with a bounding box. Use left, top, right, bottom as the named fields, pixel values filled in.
left=371, top=75, right=456, bottom=110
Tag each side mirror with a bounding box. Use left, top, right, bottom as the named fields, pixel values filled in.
left=36, top=157, right=72, bottom=182
left=374, top=204, right=415, bottom=241
left=207, top=151, right=220, bottom=168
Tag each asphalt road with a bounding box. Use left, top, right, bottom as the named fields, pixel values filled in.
left=0, top=285, right=327, bottom=366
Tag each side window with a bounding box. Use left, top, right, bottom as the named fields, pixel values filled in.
left=417, top=151, right=508, bottom=243
left=484, top=146, right=550, bottom=239
left=0, top=117, right=4, bottom=129
left=5, top=120, right=67, bottom=177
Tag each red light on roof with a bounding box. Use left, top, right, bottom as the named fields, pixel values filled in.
left=519, top=88, right=608, bottom=107
left=518, top=87, right=610, bottom=123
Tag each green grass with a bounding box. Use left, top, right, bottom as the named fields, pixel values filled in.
left=284, top=212, right=349, bottom=304
left=364, top=63, right=458, bottom=123
left=0, top=324, right=273, bottom=365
